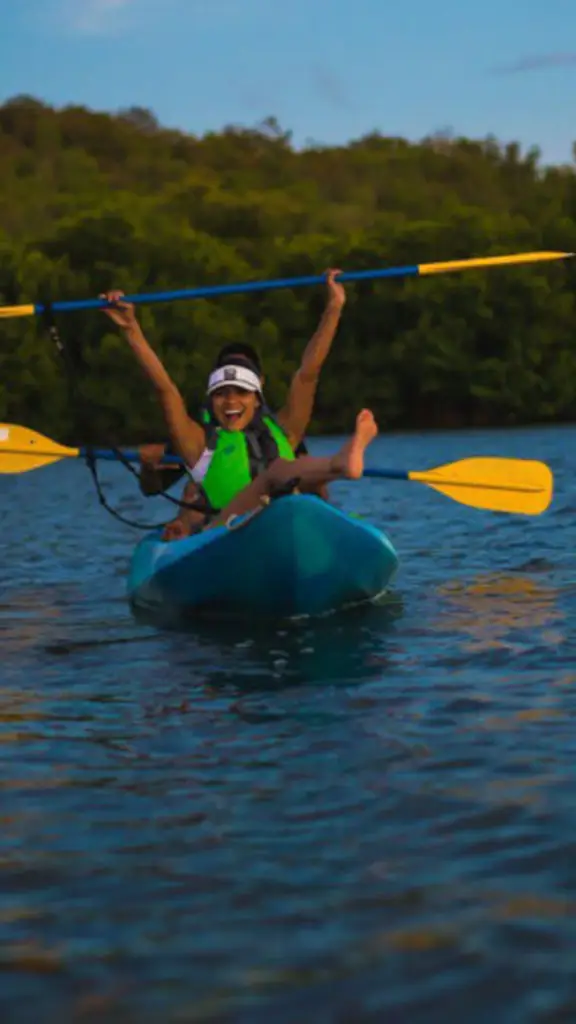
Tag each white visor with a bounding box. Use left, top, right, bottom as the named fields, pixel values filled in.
left=207, top=364, right=262, bottom=395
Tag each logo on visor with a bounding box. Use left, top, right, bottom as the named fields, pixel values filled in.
left=224, top=367, right=237, bottom=381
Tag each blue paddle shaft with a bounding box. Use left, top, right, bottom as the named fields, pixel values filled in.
left=362, top=468, right=410, bottom=481
left=79, top=448, right=183, bottom=464
left=80, top=448, right=410, bottom=481
left=36, top=265, right=419, bottom=315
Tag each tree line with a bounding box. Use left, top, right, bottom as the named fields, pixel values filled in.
left=1, top=94, right=575, bottom=442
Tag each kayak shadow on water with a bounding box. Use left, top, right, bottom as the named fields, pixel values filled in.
left=132, top=591, right=405, bottom=691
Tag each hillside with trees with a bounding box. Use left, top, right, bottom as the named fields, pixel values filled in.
left=1, top=94, right=575, bottom=442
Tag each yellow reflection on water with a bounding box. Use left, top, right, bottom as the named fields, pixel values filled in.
left=0, top=688, right=44, bottom=732
left=435, top=573, right=564, bottom=652
left=0, top=584, right=71, bottom=654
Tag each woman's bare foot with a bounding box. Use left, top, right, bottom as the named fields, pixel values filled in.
left=331, top=409, right=378, bottom=479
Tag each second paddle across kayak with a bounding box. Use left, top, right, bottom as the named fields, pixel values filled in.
left=127, top=493, right=399, bottom=623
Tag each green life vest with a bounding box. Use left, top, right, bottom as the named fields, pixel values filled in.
left=192, top=412, right=295, bottom=511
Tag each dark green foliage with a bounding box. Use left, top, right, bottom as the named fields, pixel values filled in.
left=1, top=96, right=575, bottom=441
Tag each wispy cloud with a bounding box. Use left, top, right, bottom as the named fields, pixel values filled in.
left=59, top=0, right=136, bottom=35
left=57, top=0, right=243, bottom=35
left=494, top=52, right=576, bottom=74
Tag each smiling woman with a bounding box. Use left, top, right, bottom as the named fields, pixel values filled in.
left=207, top=362, right=263, bottom=431
left=179, top=349, right=297, bottom=532
left=100, top=272, right=345, bottom=538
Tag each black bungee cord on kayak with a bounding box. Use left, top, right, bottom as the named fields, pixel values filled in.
left=40, top=302, right=206, bottom=530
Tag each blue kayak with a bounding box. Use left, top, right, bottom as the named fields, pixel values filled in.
left=127, top=494, right=398, bottom=622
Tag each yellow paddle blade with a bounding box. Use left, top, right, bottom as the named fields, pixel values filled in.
left=0, top=304, right=36, bottom=319
left=409, top=457, right=553, bottom=515
left=0, top=424, right=80, bottom=474
left=419, top=251, right=573, bottom=276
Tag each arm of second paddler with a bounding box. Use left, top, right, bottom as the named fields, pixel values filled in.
left=138, top=444, right=185, bottom=496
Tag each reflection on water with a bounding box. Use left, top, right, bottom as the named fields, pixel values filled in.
left=1, top=426, right=576, bottom=1021
left=436, top=572, right=564, bottom=650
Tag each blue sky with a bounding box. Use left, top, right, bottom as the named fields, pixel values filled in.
left=2, top=0, right=576, bottom=163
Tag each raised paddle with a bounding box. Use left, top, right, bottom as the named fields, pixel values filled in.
left=0, top=250, right=572, bottom=318
left=0, top=424, right=553, bottom=516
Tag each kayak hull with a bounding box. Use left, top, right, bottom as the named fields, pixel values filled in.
left=127, top=494, right=399, bottom=622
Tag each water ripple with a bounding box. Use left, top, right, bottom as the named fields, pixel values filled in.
left=1, top=427, right=576, bottom=1021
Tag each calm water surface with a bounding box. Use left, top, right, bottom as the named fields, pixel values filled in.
left=1, top=426, right=576, bottom=1022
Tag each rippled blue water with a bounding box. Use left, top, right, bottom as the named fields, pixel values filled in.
left=1, top=425, right=576, bottom=1022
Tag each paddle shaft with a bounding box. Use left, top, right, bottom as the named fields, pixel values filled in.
left=85, top=449, right=410, bottom=480
left=2, top=443, right=545, bottom=491
left=78, top=454, right=546, bottom=498
left=1, top=251, right=571, bottom=318
left=20, top=266, right=419, bottom=315
left=80, top=447, right=183, bottom=464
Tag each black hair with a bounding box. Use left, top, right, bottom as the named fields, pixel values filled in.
left=215, top=342, right=262, bottom=375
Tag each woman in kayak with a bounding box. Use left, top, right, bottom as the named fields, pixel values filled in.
left=102, top=271, right=346, bottom=538
left=193, top=406, right=378, bottom=529
left=133, top=272, right=344, bottom=497
left=136, top=342, right=266, bottom=498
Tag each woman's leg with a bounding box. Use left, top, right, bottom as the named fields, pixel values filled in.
left=208, top=409, right=377, bottom=528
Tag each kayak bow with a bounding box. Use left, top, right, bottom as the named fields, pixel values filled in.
left=127, top=494, right=399, bottom=622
